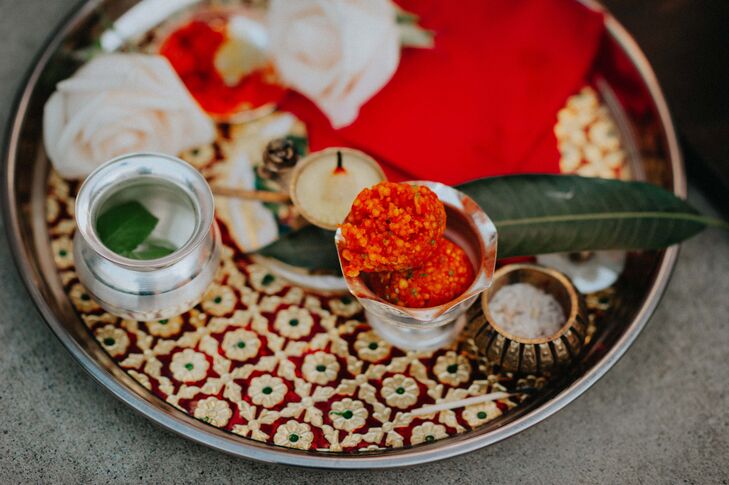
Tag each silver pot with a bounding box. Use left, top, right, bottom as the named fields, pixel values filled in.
left=73, top=153, right=220, bottom=321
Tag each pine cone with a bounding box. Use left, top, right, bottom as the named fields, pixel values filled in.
left=260, top=138, right=299, bottom=178
left=256, top=164, right=277, bottom=181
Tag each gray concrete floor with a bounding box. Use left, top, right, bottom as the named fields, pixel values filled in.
left=1, top=1, right=728, bottom=483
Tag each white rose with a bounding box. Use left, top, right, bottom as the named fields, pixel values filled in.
left=43, top=53, right=215, bottom=179
left=268, top=0, right=400, bottom=128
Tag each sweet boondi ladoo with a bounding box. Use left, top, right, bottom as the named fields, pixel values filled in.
left=339, top=182, right=446, bottom=277
left=338, top=181, right=476, bottom=308
left=369, top=237, right=474, bottom=308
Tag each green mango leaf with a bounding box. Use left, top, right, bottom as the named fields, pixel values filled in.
left=458, top=174, right=726, bottom=258
left=254, top=175, right=727, bottom=270
left=257, top=225, right=339, bottom=271
left=96, top=201, right=159, bottom=254
left=128, top=239, right=177, bottom=260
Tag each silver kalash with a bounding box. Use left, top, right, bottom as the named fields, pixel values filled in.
left=73, top=153, right=220, bottom=321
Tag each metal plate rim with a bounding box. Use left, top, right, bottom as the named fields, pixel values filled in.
left=1, top=0, right=685, bottom=469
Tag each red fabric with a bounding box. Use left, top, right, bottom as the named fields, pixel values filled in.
left=280, top=0, right=605, bottom=185
left=160, top=20, right=286, bottom=116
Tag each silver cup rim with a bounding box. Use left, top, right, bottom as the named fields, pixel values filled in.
left=75, top=152, right=215, bottom=270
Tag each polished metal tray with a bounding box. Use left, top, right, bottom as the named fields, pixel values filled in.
left=2, top=0, right=683, bottom=468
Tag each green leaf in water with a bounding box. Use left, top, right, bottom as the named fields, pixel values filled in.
left=128, top=240, right=177, bottom=260
left=96, top=201, right=159, bottom=254
left=253, top=175, right=728, bottom=271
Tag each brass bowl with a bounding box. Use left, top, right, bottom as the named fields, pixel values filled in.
left=475, top=264, right=588, bottom=375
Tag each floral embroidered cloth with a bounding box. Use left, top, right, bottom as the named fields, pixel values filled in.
left=46, top=84, right=628, bottom=452
left=41, top=0, right=633, bottom=455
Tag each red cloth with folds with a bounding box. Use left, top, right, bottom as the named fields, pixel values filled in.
left=280, top=0, right=605, bottom=184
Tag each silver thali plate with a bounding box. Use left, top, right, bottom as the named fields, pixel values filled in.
left=1, top=0, right=683, bottom=468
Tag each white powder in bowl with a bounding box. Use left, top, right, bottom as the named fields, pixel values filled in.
left=488, top=283, right=566, bottom=339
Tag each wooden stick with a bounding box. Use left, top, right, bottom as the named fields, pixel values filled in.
left=210, top=185, right=291, bottom=204
left=409, top=391, right=515, bottom=417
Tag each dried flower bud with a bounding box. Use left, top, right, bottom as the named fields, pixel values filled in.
left=262, top=138, right=299, bottom=176
left=256, top=164, right=278, bottom=181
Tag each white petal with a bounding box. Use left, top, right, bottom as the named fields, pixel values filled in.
left=41, top=53, right=215, bottom=179
left=42, top=92, right=65, bottom=166
left=268, top=0, right=399, bottom=128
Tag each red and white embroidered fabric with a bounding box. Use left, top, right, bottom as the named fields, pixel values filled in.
left=45, top=84, right=626, bottom=452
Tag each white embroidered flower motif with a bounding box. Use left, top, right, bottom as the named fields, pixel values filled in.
left=188, top=309, right=208, bottom=329
left=381, top=374, right=419, bottom=409
left=433, top=351, right=472, bottom=386
left=129, top=370, right=152, bottom=390
left=273, top=306, right=314, bottom=339
left=51, top=237, right=74, bottom=270
left=179, top=143, right=216, bottom=169
left=43, top=53, right=215, bottom=179
left=354, top=330, right=391, bottom=362
left=273, top=420, right=314, bottom=450
left=302, top=352, right=340, bottom=385
left=145, top=316, right=184, bottom=338
left=328, top=295, right=362, bottom=317
left=329, top=398, right=368, bottom=432
left=268, top=0, right=400, bottom=128
left=224, top=264, right=247, bottom=290
left=81, top=312, right=117, bottom=330
left=201, top=284, right=237, bottom=316
left=248, top=374, right=287, bottom=408
left=94, top=324, right=130, bottom=357
left=69, top=283, right=101, bottom=312
left=462, top=401, right=502, bottom=427
left=46, top=197, right=60, bottom=223
left=222, top=329, right=261, bottom=361
left=555, top=86, right=628, bottom=180
left=248, top=264, right=286, bottom=294
left=48, top=170, right=70, bottom=198
left=50, top=219, right=76, bottom=238
left=410, top=421, right=448, bottom=445
left=194, top=397, right=233, bottom=427
left=589, top=119, right=620, bottom=152
left=170, top=349, right=210, bottom=382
